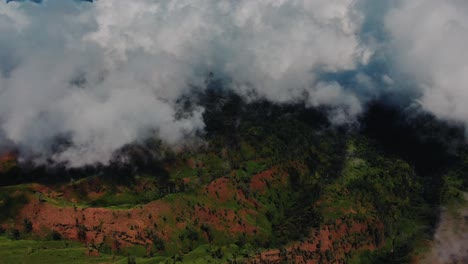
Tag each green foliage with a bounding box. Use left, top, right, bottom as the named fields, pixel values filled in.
left=127, top=255, right=136, bottom=264
left=0, top=190, right=28, bottom=222
left=23, top=218, right=33, bottom=233
left=77, top=224, right=86, bottom=241
left=212, top=247, right=224, bottom=259
left=0, top=236, right=122, bottom=264
left=9, top=229, right=20, bottom=240
left=4, top=94, right=468, bottom=263
left=440, top=174, right=464, bottom=204
left=151, top=233, right=165, bottom=251
left=50, top=230, right=62, bottom=241
left=272, top=205, right=322, bottom=245
left=89, top=191, right=160, bottom=208
left=328, top=138, right=445, bottom=261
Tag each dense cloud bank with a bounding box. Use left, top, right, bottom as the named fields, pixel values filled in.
left=0, top=0, right=467, bottom=166
left=386, top=0, right=468, bottom=124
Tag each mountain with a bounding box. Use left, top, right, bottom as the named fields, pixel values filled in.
left=0, top=91, right=467, bottom=263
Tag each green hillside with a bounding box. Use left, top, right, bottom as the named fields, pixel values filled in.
left=0, top=94, right=467, bottom=263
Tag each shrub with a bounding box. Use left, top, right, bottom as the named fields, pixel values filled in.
left=212, top=247, right=224, bottom=259
left=127, top=255, right=136, bottom=264
left=51, top=230, right=62, bottom=241
left=77, top=224, right=87, bottom=241
left=152, top=234, right=165, bottom=251
left=10, top=229, right=20, bottom=240
left=23, top=218, right=33, bottom=233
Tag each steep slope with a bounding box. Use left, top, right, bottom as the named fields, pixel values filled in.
left=0, top=98, right=467, bottom=263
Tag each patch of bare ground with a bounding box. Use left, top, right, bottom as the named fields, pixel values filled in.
left=248, top=218, right=384, bottom=264
left=13, top=176, right=263, bottom=255
left=250, top=169, right=275, bottom=193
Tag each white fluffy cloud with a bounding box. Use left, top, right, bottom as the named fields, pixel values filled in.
left=0, top=0, right=370, bottom=166
left=386, top=0, right=468, bottom=125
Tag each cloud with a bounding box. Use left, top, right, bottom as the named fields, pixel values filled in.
left=0, top=0, right=372, bottom=166
left=7, top=0, right=468, bottom=167
left=421, top=200, right=468, bottom=264
left=385, top=0, right=468, bottom=125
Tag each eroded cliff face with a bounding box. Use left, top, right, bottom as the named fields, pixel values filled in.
left=248, top=218, right=384, bottom=264
left=12, top=182, right=385, bottom=264
left=11, top=176, right=263, bottom=256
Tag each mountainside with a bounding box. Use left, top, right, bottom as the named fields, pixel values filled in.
left=1, top=1, right=468, bottom=263
left=1, top=92, right=467, bottom=264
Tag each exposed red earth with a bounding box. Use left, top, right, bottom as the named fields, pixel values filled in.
left=6, top=166, right=385, bottom=262
left=0, top=152, right=17, bottom=174
left=250, top=169, right=275, bottom=193
left=248, top=218, right=384, bottom=264
left=11, top=174, right=264, bottom=255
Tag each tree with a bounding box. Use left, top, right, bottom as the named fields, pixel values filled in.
left=77, top=224, right=87, bottom=241
left=127, top=255, right=136, bottom=264
left=51, top=230, right=62, bottom=241
left=152, top=233, right=165, bottom=251
left=23, top=218, right=33, bottom=233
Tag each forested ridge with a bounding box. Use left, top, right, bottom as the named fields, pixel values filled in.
left=0, top=89, right=467, bottom=263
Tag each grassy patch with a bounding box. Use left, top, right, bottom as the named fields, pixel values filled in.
left=0, top=236, right=124, bottom=264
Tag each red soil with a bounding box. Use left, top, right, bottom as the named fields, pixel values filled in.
left=183, top=177, right=191, bottom=184
left=187, top=159, right=197, bottom=169
left=248, top=218, right=384, bottom=264
left=250, top=169, right=275, bottom=193
left=9, top=163, right=383, bottom=263
left=17, top=196, right=172, bottom=251
left=206, top=177, right=234, bottom=203
left=0, top=152, right=17, bottom=173
left=14, top=176, right=262, bottom=254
